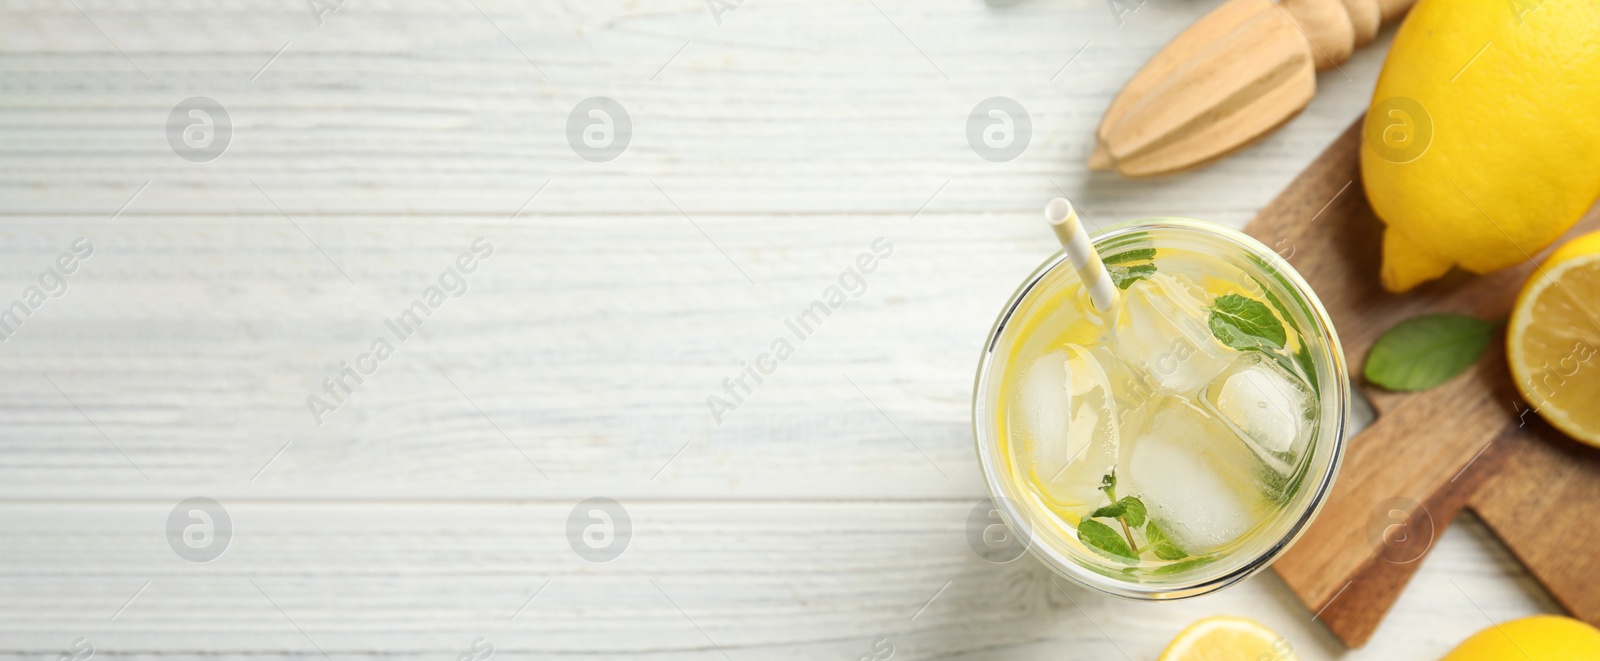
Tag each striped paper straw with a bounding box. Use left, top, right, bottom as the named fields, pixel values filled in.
left=1044, top=198, right=1117, bottom=312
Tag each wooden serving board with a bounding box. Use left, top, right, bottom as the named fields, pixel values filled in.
left=1247, top=118, right=1600, bottom=647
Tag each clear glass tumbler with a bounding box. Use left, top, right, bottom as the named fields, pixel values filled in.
left=972, top=218, right=1349, bottom=599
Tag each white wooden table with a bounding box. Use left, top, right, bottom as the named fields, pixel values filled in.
left=0, top=1, right=1558, bottom=658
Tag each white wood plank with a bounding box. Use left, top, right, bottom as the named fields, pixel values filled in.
left=0, top=504, right=1559, bottom=660
left=0, top=0, right=1391, bottom=494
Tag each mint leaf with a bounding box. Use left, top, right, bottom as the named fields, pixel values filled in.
left=1209, top=294, right=1286, bottom=351
left=1089, top=501, right=1124, bottom=520
left=1077, top=519, right=1138, bottom=564
left=1100, top=469, right=1117, bottom=500
left=1364, top=314, right=1496, bottom=391
left=1089, top=496, right=1147, bottom=528
left=1152, top=554, right=1217, bottom=575
left=1102, top=245, right=1157, bottom=290
left=1102, top=247, right=1156, bottom=266
left=1108, top=264, right=1156, bottom=290
left=1144, top=521, right=1188, bottom=560
left=1120, top=497, right=1146, bottom=528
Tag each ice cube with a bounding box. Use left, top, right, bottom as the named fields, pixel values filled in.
left=1201, top=352, right=1315, bottom=477
left=1014, top=351, right=1070, bottom=455
left=1114, top=273, right=1233, bottom=397
left=1016, top=345, right=1121, bottom=509
left=1122, top=398, right=1267, bottom=554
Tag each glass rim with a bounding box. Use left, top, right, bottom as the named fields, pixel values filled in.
left=970, top=217, right=1350, bottom=600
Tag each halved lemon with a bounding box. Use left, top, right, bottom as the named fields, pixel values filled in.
left=1508, top=230, right=1600, bottom=448
left=1157, top=616, right=1295, bottom=661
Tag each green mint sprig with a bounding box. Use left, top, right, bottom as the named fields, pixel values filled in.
left=1075, top=469, right=1195, bottom=567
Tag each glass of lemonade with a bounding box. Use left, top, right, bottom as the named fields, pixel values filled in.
left=973, top=217, right=1349, bottom=599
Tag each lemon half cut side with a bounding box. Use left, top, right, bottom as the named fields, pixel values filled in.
left=1509, top=231, right=1600, bottom=448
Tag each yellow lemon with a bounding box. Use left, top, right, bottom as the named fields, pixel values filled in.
left=1441, top=615, right=1600, bottom=660
left=1157, top=616, right=1296, bottom=661
left=1509, top=230, right=1600, bottom=447
left=1361, top=0, right=1600, bottom=292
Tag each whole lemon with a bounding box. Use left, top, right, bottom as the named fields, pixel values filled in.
left=1361, top=0, right=1600, bottom=293
left=1440, top=615, right=1600, bottom=660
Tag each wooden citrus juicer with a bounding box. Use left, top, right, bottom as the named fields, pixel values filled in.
left=1089, top=0, right=1416, bottom=177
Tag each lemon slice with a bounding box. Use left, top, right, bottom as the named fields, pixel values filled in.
left=1157, top=616, right=1294, bottom=661
left=1508, top=231, right=1600, bottom=448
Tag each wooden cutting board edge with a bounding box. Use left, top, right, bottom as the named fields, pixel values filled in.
left=1467, top=418, right=1600, bottom=624
left=1298, top=427, right=1518, bottom=646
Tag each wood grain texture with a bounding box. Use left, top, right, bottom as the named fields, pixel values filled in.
left=1471, top=419, right=1600, bottom=626
left=1304, top=430, right=1513, bottom=647
left=0, top=0, right=1561, bottom=658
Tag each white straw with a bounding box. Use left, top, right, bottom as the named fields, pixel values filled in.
left=1044, top=198, right=1117, bottom=312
